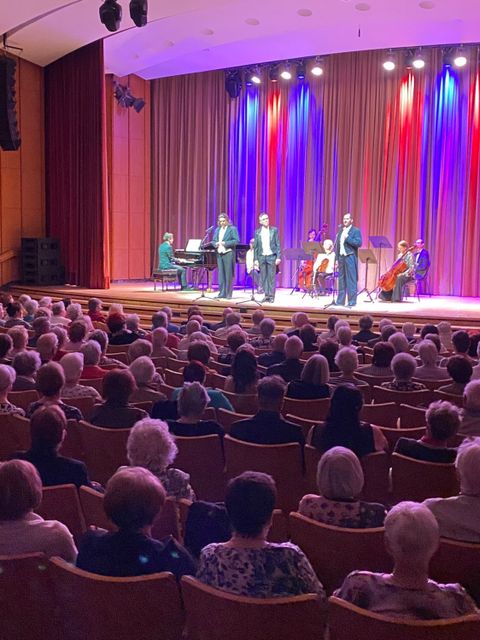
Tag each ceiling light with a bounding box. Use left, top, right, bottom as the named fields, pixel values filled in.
left=129, top=0, right=148, bottom=27
left=280, top=64, right=292, bottom=80
left=454, top=48, right=467, bottom=67
left=269, top=66, right=279, bottom=83
left=296, top=61, right=306, bottom=80
left=311, top=57, right=324, bottom=76
left=250, top=68, right=261, bottom=84
left=412, top=49, right=425, bottom=69
left=382, top=52, right=396, bottom=71
left=99, top=0, right=122, bottom=32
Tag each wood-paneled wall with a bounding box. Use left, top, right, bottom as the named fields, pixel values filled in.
left=106, top=74, right=151, bottom=280
left=0, top=57, right=45, bottom=285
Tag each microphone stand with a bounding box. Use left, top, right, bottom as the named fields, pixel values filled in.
left=193, top=229, right=216, bottom=302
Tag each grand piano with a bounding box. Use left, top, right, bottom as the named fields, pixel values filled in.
left=174, top=246, right=217, bottom=290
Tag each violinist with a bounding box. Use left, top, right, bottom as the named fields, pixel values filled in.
left=379, top=241, right=416, bottom=302
left=313, top=239, right=335, bottom=295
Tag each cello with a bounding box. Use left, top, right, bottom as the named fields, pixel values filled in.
left=378, top=245, right=416, bottom=292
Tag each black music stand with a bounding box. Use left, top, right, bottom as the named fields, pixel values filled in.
left=369, top=235, right=392, bottom=283
left=234, top=244, right=262, bottom=306
left=284, top=247, right=310, bottom=294
left=357, top=248, right=376, bottom=303
left=192, top=240, right=217, bottom=302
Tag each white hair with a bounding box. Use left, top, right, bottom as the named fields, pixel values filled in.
left=388, top=332, right=410, bottom=354
left=126, top=419, right=178, bottom=474
left=8, top=326, right=28, bottom=350
left=337, top=326, right=352, bottom=347
left=456, top=437, right=480, bottom=496
left=128, top=339, right=152, bottom=363
left=80, top=340, right=102, bottom=366
left=402, top=322, right=416, bottom=339
left=109, top=303, right=124, bottom=316
left=385, top=501, right=439, bottom=561
left=39, top=296, right=52, bottom=308
left=24, top=299, right=38, bottom=316
left=463, top=380, right=480, bottom=412
left=18, top=294, right=32, bottom=306
left=334, top=319, right=350, bottom=334
left=317, top=446, right=364, bottom=499
left=52, top=301, right=65, bottom=316
left=391, top=352, right=416, bottom=380
left=36, top=333, right=58, bottom=358
left=292, top=312, right=309, bottom=328
left=12, top=351, right=41, bottom=376
left=335, top=347, right=358, bottom=374
left=379, top=318, right=394, bottom=330
left=0, top=364, right=16, bottom=392
left=418, top=340, right=438, bottom=367
left=178, top=381, right=209, bottom=418
left=186, top=320, right=201, bottom=336
left=301, top=354, right=329, bottom=386
left=66, top=303, right=82, bottom=321
left=60, top=352, right=84, bottom=383
left=285, top=335, right=304, bottom=359
left=126, top=314, right=141, bottom=331
left=129, top=356, right=155, bottom=386
left=152, top=327, right=168, bottom=348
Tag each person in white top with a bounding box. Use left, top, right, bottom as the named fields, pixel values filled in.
left=313, top=238, right=336, bottom=295
left=50, top=301, right=71, bottom=326
left=0, top=460, right=77, bottom=561
left=253, top=213, right=281, bottom=303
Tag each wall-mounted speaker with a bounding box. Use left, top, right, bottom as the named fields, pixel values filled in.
left=0, top=57, right=21, bottom=151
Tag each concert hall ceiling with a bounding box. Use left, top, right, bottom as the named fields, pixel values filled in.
left=1, top=0, right=479, bottom=79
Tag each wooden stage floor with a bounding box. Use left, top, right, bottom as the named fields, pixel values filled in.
left=10, top=281, right=480, bottom=329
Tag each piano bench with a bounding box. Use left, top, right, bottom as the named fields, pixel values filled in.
left=152, top=270, right=179, bottom=292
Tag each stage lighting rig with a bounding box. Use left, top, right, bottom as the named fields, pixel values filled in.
left=99, top=0, right=122, bottom=32
left=225, top=70, right=242, bottom=98
left=113, top=82, right=146, bottom=112
left=382, top=51, right=396, bottom=71
left=130, top=0, right=148, bottom=27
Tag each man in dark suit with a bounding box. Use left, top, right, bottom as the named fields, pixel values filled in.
left=267, top=335, right=304, bottom=382
left=253, top=213, right=281, bottom=303
left=212, top=213, right=239, bottom=299
left=414, top=238, right=430, bottom=292
left=230, top=376, right=304, bottom=446
left=334, top=212, right=362, bottom=307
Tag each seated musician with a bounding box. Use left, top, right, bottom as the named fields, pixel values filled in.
left=379, top=241, right=415, bottom=303
left=157, top=232, right=191, bottom=291
left=297, top=228, right=317, bottom=290
left=312, top=239, right=335, bottom=295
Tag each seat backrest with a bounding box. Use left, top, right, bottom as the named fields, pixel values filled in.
left=285, top=414, right=317, bottom=440
left=79, top=485, right=116, bottom=532
left=268, top=509, right=289, bottom=543
left=224, top=436, right=304, bottom=512
left=373, top=386, right=432, bottom=407
left=49, top=557, right=184, bottom=640
left=210, top=372, right=227, bottom=389
left=37, top=484, right=86, bottom=543
left=76, top=420, right=130, bottom=485
left=360, top=402, right=398, bottom=427
left=328, top=596, right=480, bottom=640
left=216, top=408, right=252, bottom=433
left=433, top=390, right=464, bottom=407
left=131, top=400, right=153, bottom=414
left=181, top=576, right=326, bottom=640
left=430, top=538, right=480, bottom=605
left=412, top=378, right=452, bottom=391
left=165, top=368, right=184, bottom=387
left=355, top=372, right=394, bottom=387
left=304, top=444, right=322, bottom=494
left=221, top=390, right=259, bottom=414
left=63, top=395, right=95, bottom=421
left=398, top=403, right=427, bottom=428
left=159, top=383, right=176, bottom=399
left=378, top=426, right=426, bottom=452
left=391, top=453, right=460, bottom=503
left=289, top=513, right=391, bottom=594
left=151, top=496, right=181, bottom=541
left=79, top=378, right=103, bottom=394
left=174, top=435, right=226, bottom=502
left=201, top=406, right=216, bottom=421
left=359, top=451, right=390, bottom=504
left=0, top=553, right=60, bottom=640
left=281, top=397, right=330, bottom=421
left=7, top=389, right=39, bottom=411
left=0, top=414, right=31, bottom=460
left=167, top=357, right=189, bottom=372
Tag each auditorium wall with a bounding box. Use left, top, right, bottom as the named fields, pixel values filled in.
left=106, top=74, right=151, bottom=281
left=0, top=57, right=45, bottom=285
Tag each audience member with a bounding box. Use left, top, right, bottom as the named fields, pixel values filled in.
left=60, top=353, right=101, bottom=400
left=65, top=321, right=87, bottom=352
left=11, top=406, right=91, bottom=488
left=186, top=341, right=213, bottom=367
left=336, top=325, right=353, bottom=348
left=217, top=330, right=246, bottom=365
left=381, top=353, right=426, bottom=391
left=402, top=321, right=417, bottom=344
left=160, top=306, right=179, bottom=334
left=287, top=312, right=310, bottom=338
left=250, top=318, right=276, bottom=348
left=4, top=302, right=31, bottom=329
left=0, top=460, right=77, bottom=561
left=353, top=315, right=378, bottom=343
left=50, top=326, right=68, bottom=361
left=197, top=472, right=325, bottom=598
left=231, top=376, right=305, bottom=446
left=414, top=340, right=449, bottom=381
left=286, top=354, right=330, bottom=399
left=224, top=350, right=259, bottom=395
left=127, top=338, right=152, bottom=364
left=215, top=312, right=241, bottom=338
left=0, top=364, right=25, bottom=416
left=424, top=438, right=480, bottom=542
left=395, top=401, right=460, bottom=463
left=0, top=333, right=12, bottom=364
left=319, top=339, right=340, bottom=373
left=440, top=330, right=475, bottom=366
left=126, top=314, right=147, bottom=338
left=89, top=329, right=125, bottom=368
left=107, top=313, right=139, bottom=346
left=257, top=333, right=287, bottom=368
left=80, top=341, right=109, bottom=379
left=28, top=317, right=50, bottom=348
left=388, top=331, right=410, bottom=354
left=12, top=351, right=41, bottom=391
left=167, top=382, right=224, bottom=438
left=472, top=340, right=480, bottom=380
left=368, top=323, right=396, bottom=347
left=299, top=324, right=318, bottom=352
left=168, top=361, right=233, bottom=411
left=329, top=347, right=369, bottom=389
left=437, top=321, right=453, bottom=351
left=87, top=298, right=106, bottom=323
left=8, top=326, right=28, bottom=358
left=129, top=356, right=166, bottom=403
left=211, top=307, right=234, bottom=332
left=310, top=385, right=387, bottom=457
left=151, top=327, right=176, bottom=358
left=23, top=299, right=38, bottom=325
left=318, top=315, right=339, bottom=340
left=437, top=356, right=473, bottom=396
left=151, top=311, right=180, bottom=349
left=90, top=369, right=148, bottom=428
left=267, top=335, right=304, bottom=382
left=50, top=301, right=70, bottom=326
left=358, top=341, right=395, bottom=378
left=334, top=501, right=477, bottom=619
left=299, top=447, right=386, bottom=528
left=76, top=466, right=195, bottom=577
left=26, top=362, right=82, bottom=421
left=38, top=296, right=52, bottom=309
left=37, top=333, right=59, bottom=364
left=246, top=309, right=265, bottom=335
left=459, top=380, right=480, bottom=436
left=66, top=302, right=94, bottom=332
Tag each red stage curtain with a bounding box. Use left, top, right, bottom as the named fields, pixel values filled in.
left=45, top=41, right=110, bottom=288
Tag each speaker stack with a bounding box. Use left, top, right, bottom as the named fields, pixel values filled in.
left=21, top=238, right=65, bottom=285
left=0, top=56, right=21, bottom=152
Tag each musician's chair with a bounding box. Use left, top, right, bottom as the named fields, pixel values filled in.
left=152, top=269, right=179, bottom=292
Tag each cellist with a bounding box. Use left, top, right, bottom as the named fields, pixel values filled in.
left=379, top=241, right=416, bottom=302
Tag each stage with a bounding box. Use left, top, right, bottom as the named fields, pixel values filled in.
left=9, top=282, right=480, bottom=331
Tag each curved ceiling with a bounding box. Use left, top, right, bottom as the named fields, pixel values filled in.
left=2, top=0, right=479, bottom=79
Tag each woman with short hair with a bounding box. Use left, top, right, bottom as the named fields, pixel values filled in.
left=0, top=459, right=77, bottom=561
left=59, top=353, right=101, bottom=400
left=90, top=369, right=149, bottom=429
left=129, top=356, right=166, bottom=403
left=76, top=466, right=195, bottom=578
left=334, top=501, right=478, bottom=619
left=168, top=382, right=224, bottom=438
left=299, top=447, right=386, bottom=528
left=26, top=362, right=83, bottom=421
left=12, top=350, right=41, bottom=391
left=197, top=471, right=326, bottom=598
left=0, top=364, right=25, bottom=416
left=381, top=353, right=426, bottom=391
left=286, top=354, right=330, bottom=399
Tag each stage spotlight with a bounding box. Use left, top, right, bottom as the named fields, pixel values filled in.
left=412, top=50, right=425, bottom=69
left=250, top=67, right=261, bottom=84
left=129, top=0, right=148, bottom=27
left=296, top=61, right=306, bottom=80
left=310, top=58, right=324, bottom=76
left=133, top=98, right=146, bottom=113
left=225, top=70, right=242, bottom=98
left=99, top=0, right=122, bottom=32
left=280, top=64, right=292, bottom=80
left=382, top=52, right=395, bottom=71
left=454, top=48, right=467, bottom=67
left=269, top=66, right=279, bottom=82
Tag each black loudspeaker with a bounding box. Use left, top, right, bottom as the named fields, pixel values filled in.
left=0, top=57, right=21, bottom=152
left=21, top=238, right=65, bottom=285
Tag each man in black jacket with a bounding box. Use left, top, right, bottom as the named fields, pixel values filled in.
left=267, top=335, right=304, bottom=382
left=230, top=376, right=304, bottom=446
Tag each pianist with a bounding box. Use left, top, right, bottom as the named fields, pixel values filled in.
left=157, top=232, right=190, bottom=291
